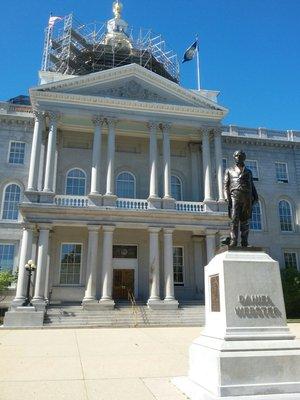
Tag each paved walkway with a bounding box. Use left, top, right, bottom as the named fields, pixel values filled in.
left=0, top=324, right=299, bottom=400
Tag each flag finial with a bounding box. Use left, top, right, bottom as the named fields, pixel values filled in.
left=113, top=0, right=123, bottom=19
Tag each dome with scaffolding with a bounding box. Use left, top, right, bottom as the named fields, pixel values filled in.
left=41, top=2, right=179, bottom=84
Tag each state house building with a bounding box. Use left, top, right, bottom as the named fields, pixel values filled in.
left=1, top=2, right=300, bottom=324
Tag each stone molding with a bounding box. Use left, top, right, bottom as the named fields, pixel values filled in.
left=91, top=115, right=105, bottom=126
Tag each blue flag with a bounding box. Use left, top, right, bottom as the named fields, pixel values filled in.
left=182, top=40, right=198, bottom=63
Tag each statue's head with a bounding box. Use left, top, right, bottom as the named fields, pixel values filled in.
left=233, top=149, right=246, bottom=165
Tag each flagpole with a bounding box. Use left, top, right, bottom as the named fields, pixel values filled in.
left=196, top=35, right=201, bottom=90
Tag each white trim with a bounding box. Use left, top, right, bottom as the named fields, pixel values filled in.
left=171, top=175, right=183, bottom=201
left=173, top=245, right=184, bottom=286
left=275, top=161, right=289, bottom=183
left=278, top=199, right=294, bottom=232
left=1, top=182, right=22, bottom=222
left=112, top=244, right=138, bottom=298
left=0, top=242, right=15, bottom=272
left=58, top=242, right=83, bottom=286
left=65, top=168, right=87, bottom=196
left=7, top=140, right=26, bottom=165
left=250, top=200, right=263, bottom=231
left=283, top=249, right=298, bottom=271
left=116, top=171, right=136, bottom=199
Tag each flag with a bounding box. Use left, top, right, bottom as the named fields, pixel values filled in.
left=182, top=40, right=198, bottom=63
left=48, top=16, right=63, bottom=29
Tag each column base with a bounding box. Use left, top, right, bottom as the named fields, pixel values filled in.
left=203, top=200, right=218, bottom=211
left=82, top=299, right=99, bottom=310
left=88, top=193, right=102, bottom=207
left=162, top=196, right=175, bottom=210
left=11, top=298, right=26, bottom=309
left=98, top=298, right=115, bottom=310
left=147, top=196, right=161, bottom=209
left=103, top=194, right=117, bottom=207
left=3, top=306, right=44, bottom=327
left=31, top=298, right=47, bottom=311
left=39, top=192, right=55, bottom=204
left=24, top=190, right=40, bottom=203
left=218, top=200, right=228, bottom=212
left=147, top=298, right=164, bottom=309
left=163, top=299, right=179, bottom=309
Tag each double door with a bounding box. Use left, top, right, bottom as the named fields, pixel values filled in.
left=113, top=269, right=134, bottom=300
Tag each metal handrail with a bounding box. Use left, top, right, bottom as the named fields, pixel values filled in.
left=127, top=288, right=139, bottom=327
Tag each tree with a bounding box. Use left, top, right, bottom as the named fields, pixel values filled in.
left=0, top=270, right=17, bottom=303
left=281, top=267, right=300, bottom=319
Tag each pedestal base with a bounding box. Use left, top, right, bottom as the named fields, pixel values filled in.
left=147, top=196, right=161, bottom=209
left=163, top=299, right=179, bottom=309
left=162, top=197, right=175, bottom=209
left=98, top=298, right=115, bottom=309
left=102, top=194, right=117, bottom=207
left=88, top=193, right=102, bottom=207
left=147, top=299, right=164, bottom=309
left=3, top=306, right=44, bottom=327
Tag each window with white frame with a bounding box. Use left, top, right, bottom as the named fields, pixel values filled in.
left=116, top=171, right=136, bottom=198
left=2, top=184, right=21, bottom=220
left=245, top=160, right=259, bottom=181
left=275, top=162, right=288, bottom=183
left=66, top=169, right=86, bottom=196
left=279, top=200, right=293, bottom=232
left=173, top=246, right=184, bottom=285
left=171, top=175, right=182, bottom=201
left=0, top=244, right=15, bottom=272
left=284, top=251, right=298, bottom=269
left=8, top=142, right=25, bottom=164
left=60, top=243, right=82, bottom=285
left=250, top=201, right=262, bottom=230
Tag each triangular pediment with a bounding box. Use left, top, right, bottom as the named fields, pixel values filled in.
left=32, top=64, right=227, bottom=113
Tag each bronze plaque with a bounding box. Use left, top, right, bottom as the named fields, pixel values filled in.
left=210, top=274, right=220, bottom=312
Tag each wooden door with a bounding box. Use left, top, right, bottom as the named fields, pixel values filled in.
left=113, top=269, right=134, bottom=300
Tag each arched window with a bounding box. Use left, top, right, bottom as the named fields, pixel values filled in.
left=116, top=172, right=136, bottom=198
left=66, top=169, right=86, bottom=196
left=171, top=175, right=182, bottom=201
left=250, top=201, right=262, bottom=230
left=2, top=184, right=21, bottom=220
left=279, top=200, right=293, bottom=232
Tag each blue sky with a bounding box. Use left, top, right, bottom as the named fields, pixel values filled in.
left=0, top=0, right=299, bottom=130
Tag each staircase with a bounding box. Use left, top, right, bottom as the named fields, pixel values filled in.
left=44, top=301, right=205, bottom=328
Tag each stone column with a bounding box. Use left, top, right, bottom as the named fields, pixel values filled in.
left=214, top=129, right=225, bottom=201
left=90, top=116, right=104, bottom=195
left=99, top=225, right=115, bottom=308
left=206, top=230, right=217, bottom=263
left=103, top=118, right=117, bottom=206
left=147, top=227, right=162, bottom=308
left=202, top=129, right=213, bottom=202
left=148, top=122, right=161, bottom=208
left=189, top=143, right=200, bottom=201
left=163, top=228, right=178, bottom=308
left=12, top=224, right=34, bottom=307
left=43, top=112, right=59, bottom=192
left=161, top=123, right=175, bottom=209
left=192, top=235, right=205, bottom=299
left=83, top=225, right=100, bottom=306
left=27, top=111, right=44, bottom=191
left=32, top=224, right=51, bottom=309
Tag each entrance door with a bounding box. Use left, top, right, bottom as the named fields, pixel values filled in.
left=113, top=269, right=134, bottom=300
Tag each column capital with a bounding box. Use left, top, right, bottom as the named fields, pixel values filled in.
left=38, top=223, right=52, bottom=231
left=192, top=234, right=206, bottom=243
left=21, top=222, right=36, bottom=231
left=148, top=121, right=160, bottom=130
left=106, top=117, right=118, bottom=127
left=46, top=111, right=61, bottom=124
left=148, top=226, right=161, bottom=234
left=33, top=109, right=45, bottom=122
left=87, top=224, right=101, bottom=232
left=205, top=228, right=218, bottom=237
left=160, top=122, right=172, bottom=133
left=213, top=126, right=222, bottom=137
left=199, top=126, right=213, bottom=137
left=92, top=115, right=105, bottom=126
left=163, top=227, right=175, bottom=235
left=102, top=225, right=115, bottom=233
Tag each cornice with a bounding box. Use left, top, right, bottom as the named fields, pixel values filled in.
left=222, top=135, right=299, bottom=148
left=0, top=115, right=34, bottom=129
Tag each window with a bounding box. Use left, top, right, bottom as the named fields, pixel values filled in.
left=245, top=160, right=259, bottom=181
left=0, top=244, right=14, bottom=272
left=60, top=243, right=82, bottom=285
left=173, top=247, right=184, bottom=285
left=275, top=162, right=288, bottom=183
left=66, top=169, right=86, bottom=196
left=171, top=175, right=182, bottom=201
left=116, top=172, right=135, bottom=198
left=250, top=201, right=262, bottom=230
left=2, top=184, right=21, bottom=220
left=284, top=251, right=298, bottom=269
left=222, top=158, right=227, bottom=174
left=279, top=200, right=293, bottom=232
left=8, top=142, right=25, bottom=164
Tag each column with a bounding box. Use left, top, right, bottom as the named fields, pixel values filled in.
left=43, top=112, right=59, bottom=192
left=83, top=225, right=100, bottom=304
left=202, top=129, right=213, bottom=202
left=189, top=143, right=200, bottom=201
left=32, top=225, right=51, bottom=307
left=214, top=129, right=225, bottom=201
left=206, top=230, right=216, bottom=263
left=192, top=235, right=205, bottom=299
left=148, top=122, right=159, bottom=200
left=147, top=227, right=161, bottom=307
left=13, top=224, right=34, bottom=306
left=99, top=225, right=115, bottom=308
left=162, top=123, right=172, bottom=198
left=27, top=111, right=44, bottom=191
left=104, top=118, right=116, bottom=197
left=90, top=116, right=104, bottom=195
left=163, top=228, right=178, bottom=308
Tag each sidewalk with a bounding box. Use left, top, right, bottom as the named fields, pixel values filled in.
left=0, top=324, right=299, bottom=400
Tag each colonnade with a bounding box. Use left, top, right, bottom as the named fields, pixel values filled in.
left=27, top=111, right=224, bottom=204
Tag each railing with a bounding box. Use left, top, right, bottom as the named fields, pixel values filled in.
left=127, top=289, right=139, bottom=328
left=54, top=195, right=89, bottom=207
left=222, top=125, right=300, bottom=142
left=176, top=201, right=205, bottom=212
left=116, top=198, right=149, bottom=210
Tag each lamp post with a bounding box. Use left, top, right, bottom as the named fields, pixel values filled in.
left=23, top=260, right=36, bottom=306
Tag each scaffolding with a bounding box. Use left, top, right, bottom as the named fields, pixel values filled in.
left=41, top=14, right=180, bottom=83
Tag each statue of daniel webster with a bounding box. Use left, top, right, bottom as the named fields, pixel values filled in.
left=224, top=150, right=258, bottom=247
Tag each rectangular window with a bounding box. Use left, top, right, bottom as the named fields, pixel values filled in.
left=0, top=244, right=15, bottom=272
left=284, top=251, right=298, bottom=269
left=173, top=246, right=184, bottom=285
left=275, top=162, right=288, bottom=183
left=222, top=158, right=227, bottom=174
left=60, top=243, right=82, bottom=285
left=8, top=142, right=25, bottom=165
left=245, top=160, right=259, bottom=181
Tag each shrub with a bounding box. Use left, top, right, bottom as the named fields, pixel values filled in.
left=0, top=270, right=17, bottom=302
left=281, top=267, right=300, bottom=318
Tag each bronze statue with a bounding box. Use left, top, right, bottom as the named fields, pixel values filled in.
left=223, top=150, right=258, bottom=247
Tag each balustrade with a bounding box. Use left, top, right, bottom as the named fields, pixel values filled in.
left=54, top=195, right=89, bottom=207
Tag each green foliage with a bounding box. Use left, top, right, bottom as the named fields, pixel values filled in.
left=281, top=267, right=300, bottom=318
left=0, top=270, right=17, bottom=302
